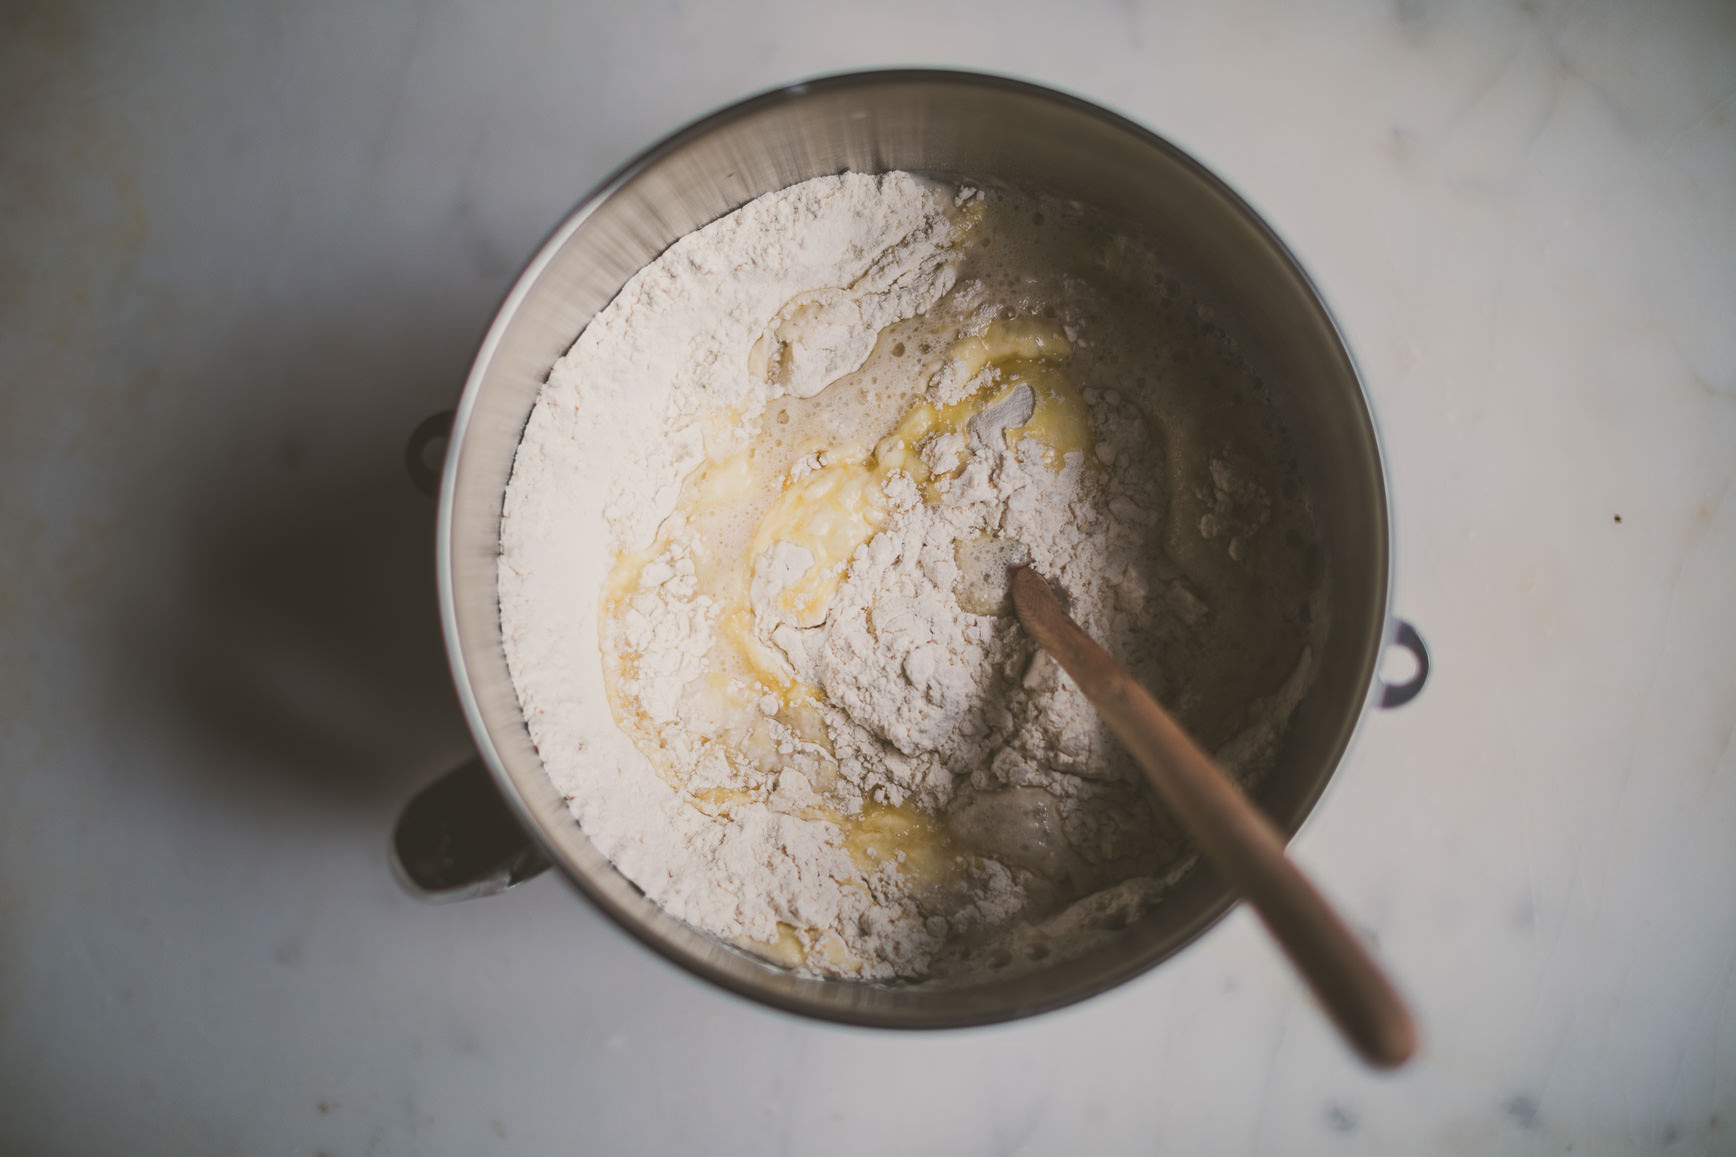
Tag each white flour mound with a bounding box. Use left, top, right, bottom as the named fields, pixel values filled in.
left=500, top=172, right=1311, bottom=982
left=499, top=174, right=968, bottom=960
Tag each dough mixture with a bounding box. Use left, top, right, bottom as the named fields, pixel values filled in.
left=500, top=172, right=1324, bottom=982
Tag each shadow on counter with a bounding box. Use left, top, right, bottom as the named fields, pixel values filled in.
left=116, top=293, right=492, bottom=828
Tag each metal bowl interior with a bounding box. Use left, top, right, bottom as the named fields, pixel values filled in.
left=439, top=70, right=1390, bottom=1028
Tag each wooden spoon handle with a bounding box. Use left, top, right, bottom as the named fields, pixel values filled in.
left=1011, top=566, right=1417, bottom=1069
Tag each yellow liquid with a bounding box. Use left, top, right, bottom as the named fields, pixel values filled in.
left=599, top=310, right=1090, bottom=946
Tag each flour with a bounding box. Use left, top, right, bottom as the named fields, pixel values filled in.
left=500, top=173, right=1325, bottom=982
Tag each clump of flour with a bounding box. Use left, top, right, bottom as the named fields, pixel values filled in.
left=499, top=173, right=1318, bottom=982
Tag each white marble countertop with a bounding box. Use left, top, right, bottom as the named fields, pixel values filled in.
left=3, top=1, right=1732, bottom=1153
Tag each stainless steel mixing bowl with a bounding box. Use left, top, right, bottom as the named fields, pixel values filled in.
left=396, top=69, right=1429, bottom=1028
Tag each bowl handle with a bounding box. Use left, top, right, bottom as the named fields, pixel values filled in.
left=395, top=409, right=550, bottom=900
left=405, top=410, right=454, bottom=497
left=391, top=759, right=551, bottom=901
left=1378, top=620, right=1430, bottom=709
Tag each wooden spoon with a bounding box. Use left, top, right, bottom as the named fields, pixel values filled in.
left=1010, top=565, right=1417, bottom=1069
